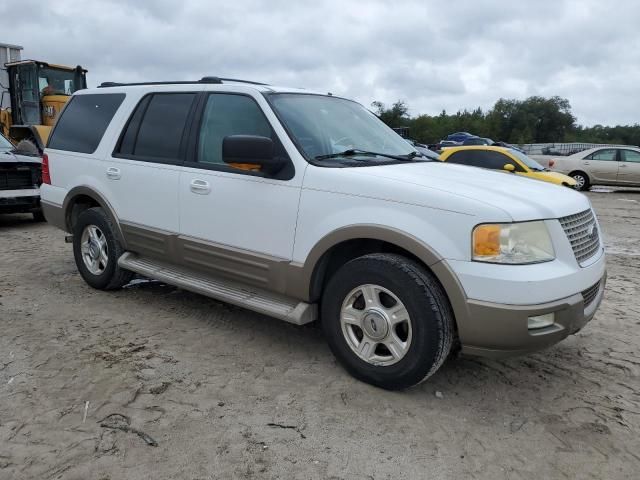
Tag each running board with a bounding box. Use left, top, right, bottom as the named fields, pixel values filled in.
left=118, top=252, right=317, bottom=325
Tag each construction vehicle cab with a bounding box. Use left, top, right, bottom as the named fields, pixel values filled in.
left=2, top=60, right=87, bottom=154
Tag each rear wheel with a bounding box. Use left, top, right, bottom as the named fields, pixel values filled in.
left=321, top=253, right=454, bottom=390
left=570, top=171, right=590, bottom=191
left=72, top=207, right=133, bottom=290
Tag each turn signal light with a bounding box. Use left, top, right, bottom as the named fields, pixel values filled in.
left=473, top=224, right=501, bottom=256
left=548, top=159, right=555, bottom=168
left=42, top=153, right=51, bottom=185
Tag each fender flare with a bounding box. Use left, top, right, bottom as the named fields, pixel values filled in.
left=62, top=186, right=127, bottom=247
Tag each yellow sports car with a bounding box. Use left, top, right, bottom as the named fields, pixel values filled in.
left=439, top=146, right=577, bottom=187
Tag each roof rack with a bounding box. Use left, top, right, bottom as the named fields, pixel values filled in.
left=98, top=76, right=268, bottom=88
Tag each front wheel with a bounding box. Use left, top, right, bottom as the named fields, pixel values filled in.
left=571, top=171, right=590, bottom=191
left=72, top=207, right=133, bottom=290
left=32, top=210, right=46, bottom=222
left=321, top=253, right=454, bottom=390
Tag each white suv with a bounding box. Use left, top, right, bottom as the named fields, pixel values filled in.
left=41, top=77, right=606, bottom=389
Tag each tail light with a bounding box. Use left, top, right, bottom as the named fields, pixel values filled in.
left=548, top=159, right=555, bottom=168
left=42, top=153, right=51, bottom=185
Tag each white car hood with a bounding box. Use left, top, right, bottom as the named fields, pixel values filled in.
left=0, top=149, right=41, bottom=165
left=309, top=161, right=591, bottom=222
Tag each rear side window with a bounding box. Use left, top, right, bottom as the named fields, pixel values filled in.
left=585, top=149, right=617, bottom=161
left=447, top=150, right=522, bottom=171
left=48, top=93, right=125, bottom=153
left=116, top=93, right=197, bottom=162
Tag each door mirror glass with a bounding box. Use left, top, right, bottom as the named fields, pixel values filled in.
left=503, top=163, right=515, bottom=172
left=222, top=135, right=286, bottom=174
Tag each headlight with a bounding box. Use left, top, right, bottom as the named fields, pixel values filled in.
left=472, top=221, right=555, bottom=264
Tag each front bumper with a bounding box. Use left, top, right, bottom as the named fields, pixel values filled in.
left=0, top=191, right=41, bottom=214
left=459, top=273, right=606, bottom=358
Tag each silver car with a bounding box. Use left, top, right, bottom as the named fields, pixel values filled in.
left=550, top=146, right=640, bottom=190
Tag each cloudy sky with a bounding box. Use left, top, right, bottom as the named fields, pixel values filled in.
left=3, top=0, right=639, bottom=126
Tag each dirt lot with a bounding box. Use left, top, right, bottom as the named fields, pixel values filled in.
left=1, top=190, right=639, bottom=480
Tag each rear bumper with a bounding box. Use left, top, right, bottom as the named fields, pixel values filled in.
left=459, top=273, right=606, bottom=358
left=41, top=200, right=67, bottom=231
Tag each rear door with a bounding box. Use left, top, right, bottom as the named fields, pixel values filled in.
left=105, top=91, right=199, bottom=258
left=617, top=149, right=640, bottom=185
left=581, top=149, right=619, bottom=183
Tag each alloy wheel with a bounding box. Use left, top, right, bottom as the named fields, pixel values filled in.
left=340, top=284, right=412, bottom=366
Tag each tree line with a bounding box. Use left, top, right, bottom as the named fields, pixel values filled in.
left=371, top=97, right=640, bottom=146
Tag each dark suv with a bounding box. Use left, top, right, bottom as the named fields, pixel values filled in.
left=0, top=132, right=44, bottom=221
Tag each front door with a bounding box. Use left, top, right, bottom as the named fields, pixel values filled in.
left=617, top=149, right=640, bottom=185
left=581, top=148, right=619, bottom=184
left=178, top=93, right=302, bottom=290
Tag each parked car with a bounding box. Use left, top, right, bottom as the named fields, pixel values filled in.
left=404, top=139, right=440, bottom=160
left=434, top=140, right=459, bottom=151
left=41, top=78, right=605, bottom=390
left=445, top=132, right=475, bottom=143
left=549, top=146, right=640, bottom=191
left=440, top=146, right=578, bottom=187
left=462, top=136, right=493, bottom=146
left=492, top=141, right=525, bottom=153
left=0, top=132, right=45, bottom=221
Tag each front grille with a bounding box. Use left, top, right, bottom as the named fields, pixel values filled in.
left=582, top=281, right=601, bottom=309
left=559, top=209, right=601, bottom=265
left=0, top=168, right=34, bottom=190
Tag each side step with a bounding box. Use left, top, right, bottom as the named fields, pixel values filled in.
left=118, top=252, right=317, bottom=325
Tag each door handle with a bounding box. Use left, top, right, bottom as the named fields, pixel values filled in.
left=190, top=179, right=211, bottom=194
left=620, top=163, right=628, bottom=167
left=583, top=161, right=590, bottom=165
left=106, top=167, right=121, bottom=180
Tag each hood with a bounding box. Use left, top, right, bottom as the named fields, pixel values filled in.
left=0, top=149, right=42, bottom=165
left=525, top=170, right=577, bottom=185
left=307, top=161, right=591, bottom=222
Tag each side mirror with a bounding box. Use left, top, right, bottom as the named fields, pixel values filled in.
left=503, top=163, right=515, bottom=172
left=222, top=135, right=286, bottom=175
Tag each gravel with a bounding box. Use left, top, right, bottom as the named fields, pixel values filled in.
left=1, top=190, right=639, bottom=479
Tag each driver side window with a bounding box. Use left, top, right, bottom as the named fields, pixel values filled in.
left=198, top=94, right=273, bottom=165
left=447, top=150, right=522, bottom=171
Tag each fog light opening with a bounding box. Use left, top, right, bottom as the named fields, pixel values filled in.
left=528, top=312, right=555, bottom=330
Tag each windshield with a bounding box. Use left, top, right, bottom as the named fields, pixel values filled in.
left=38, top=67, right=80, bottom=95
left=0, top=133, right=13, bottom=151
left=509, top=149, right=546, bottom=171
left=268, top=94, right=415, bottom=161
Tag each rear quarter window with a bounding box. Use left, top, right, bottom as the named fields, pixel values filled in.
left=48, top=93, right=125, bottom=154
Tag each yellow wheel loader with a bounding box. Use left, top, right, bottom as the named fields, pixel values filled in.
left=0, top=60, right=87, bottom=154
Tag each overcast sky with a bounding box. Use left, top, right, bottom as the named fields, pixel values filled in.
left=3, top=0, right=639, bottom=126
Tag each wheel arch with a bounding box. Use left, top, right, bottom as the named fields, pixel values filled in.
left=568, top=169, right=591, bottom=182
left=289, top=225, right=468, bottom=333
left=62, top=186, right=126, bottom=246
left=289, top=224, right=466, bottom=316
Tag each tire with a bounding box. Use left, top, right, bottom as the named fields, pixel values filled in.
left=72, top=207, right=133, bottom=290
left=321, top=253, right=454, bottom=390
left=32, top=210, right=46, bottom=222
left=570, top=171, right=590, bottom=191
left=15, top=138, right=39, bottom=156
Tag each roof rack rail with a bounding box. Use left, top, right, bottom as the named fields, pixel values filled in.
left=98, top=77, right=268, bottom=88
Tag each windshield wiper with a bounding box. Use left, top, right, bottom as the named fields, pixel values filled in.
left=314, top=149, right=416, bottom=162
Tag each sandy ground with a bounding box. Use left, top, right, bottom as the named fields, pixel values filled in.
left=1, top=190, right=639, bottom=480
